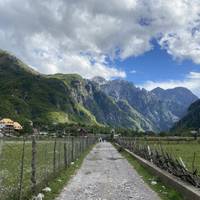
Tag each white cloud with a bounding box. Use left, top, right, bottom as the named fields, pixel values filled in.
left=141, top=72, right=200, bottom=97
left=0, top=0, right=200, bottom=79
left=130, top=70, right=136, bottom=74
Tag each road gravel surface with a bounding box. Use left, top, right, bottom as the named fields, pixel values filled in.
left=56, top=142, right=160, bottom=200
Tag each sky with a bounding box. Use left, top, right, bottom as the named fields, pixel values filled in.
left=0, top=0, right=200, bottom=96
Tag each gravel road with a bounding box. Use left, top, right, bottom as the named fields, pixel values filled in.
left=56, top=142, right=160, bottom=200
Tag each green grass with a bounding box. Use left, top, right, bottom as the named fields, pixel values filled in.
left=141, top=140, right=200, bottom=173
left=42, top=144, right=94, bottom=200
left=0, top=139, right=85, bottom=200
left=117, top=146, right=183, bottom=200
left=47, top=111, right=70, bottom=123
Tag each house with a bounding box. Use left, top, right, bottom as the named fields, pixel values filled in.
left=13, top=122, right=23, bottom=131
left=0, top=118, right=23, bottom=136
left=0, top=118, right=14, bottom=135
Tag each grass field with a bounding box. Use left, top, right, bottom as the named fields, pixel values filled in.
left=0, top=138, right=86, bottom=200
left=137, top=139, right=200, bottom=173
left=1, top=137, right=200, bottom=199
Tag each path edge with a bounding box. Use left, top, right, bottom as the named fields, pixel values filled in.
left=115, top=143, right=200, bottom=200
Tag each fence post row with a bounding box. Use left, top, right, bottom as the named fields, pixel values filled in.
left=115, top=137, right=200, bottom=188
left=1, top=135, right=97, bottom=200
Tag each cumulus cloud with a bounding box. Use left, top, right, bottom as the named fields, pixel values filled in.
left=0, top=0, right=200, bottom=79
left=141, top=72, right=200, bottom=97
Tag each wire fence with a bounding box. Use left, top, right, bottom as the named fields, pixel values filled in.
left=0, top=135, right=97, bottom=200
left=115, top=137, right=200, bottom=188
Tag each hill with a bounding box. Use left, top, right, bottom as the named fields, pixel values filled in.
left=171, top=99, right=200, bottom=132
left=0, top=50, right=98, bottom=126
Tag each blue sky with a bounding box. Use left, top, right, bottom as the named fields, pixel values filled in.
left=117, top=42, right=200, bottom=86
left=1, top=0, right=200, bottom=96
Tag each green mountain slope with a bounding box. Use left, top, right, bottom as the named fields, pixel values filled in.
left=171, top=99, right=200, bottom=132
left=0, top=50, right=153, bottom=131
left=0, top=50, right=99, bottom=126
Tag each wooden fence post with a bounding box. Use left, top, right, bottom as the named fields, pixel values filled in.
left=71, top=137, right=74, bottom=161
left=192, top=152, right=196, bottom=172
left=58, top=141, right=61, bottom=169
left=53, top=138, right=57, bottom=174
left=67, top=137, right=70, bottom=165
left=81, top=137, right=83, bottom=153
left=31, top=135, right=37, bottom=195
left=64, top=138, right=67, bottom=167
left=18, top=137, right=25, bottom=200
left=79, top=137, right=81, bottom=157
left=44, top=143, right=48, bottom=185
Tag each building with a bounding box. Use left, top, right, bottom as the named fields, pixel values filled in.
left=13, top=122, right=23, bottom=131
left=0, top=118, right=23, bottom=136
left=79, top=128, right=88, bottom=136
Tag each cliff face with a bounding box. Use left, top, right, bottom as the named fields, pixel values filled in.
left=94, top=79, right=198, bottom=131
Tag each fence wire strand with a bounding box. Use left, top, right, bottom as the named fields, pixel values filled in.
left=0, top=136, right=97, bottom=200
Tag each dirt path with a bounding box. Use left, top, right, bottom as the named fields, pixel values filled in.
left=56, top=142, right=160, bottom=200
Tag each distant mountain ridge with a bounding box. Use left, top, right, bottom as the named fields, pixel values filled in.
left=92, top=77, right=198, bottom=131
left=152, top=87, right=197, bottom=109
left=0, top=50, right=198, bottom=132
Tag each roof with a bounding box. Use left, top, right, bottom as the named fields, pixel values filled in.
left=0, top=118, right=23, bottom=130
left=13, top=122, right=23, bottom=130
left=0, top=118, right=14, bottom=125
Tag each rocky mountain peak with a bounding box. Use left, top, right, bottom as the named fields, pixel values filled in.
left=91, top=76, right=107, bottom=85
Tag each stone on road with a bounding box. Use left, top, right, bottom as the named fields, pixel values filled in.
left=56, top=142, right=160, bottom=200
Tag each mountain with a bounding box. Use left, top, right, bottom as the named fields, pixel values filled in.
left=0, top=50, right=197, bottom=132
left=0, top=50, right=153, bottom=131
left=0, top=50, right=98, bottom=126
left=96, top=79, right=198, bottom=131
left=50, top=74, right=153, bottom=131
left=91, top=76, right=107, bottom=85
left=152, top=87, right=198, bottom=117
left=171, top=99, right=200, bottom=132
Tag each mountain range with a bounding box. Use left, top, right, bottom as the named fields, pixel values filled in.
left=0, top=49, right=198, bottom=132
left=94, top=78, right=198, bottom=131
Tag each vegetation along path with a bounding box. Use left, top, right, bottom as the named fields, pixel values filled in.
left=56, top=142, right=160, bottom=200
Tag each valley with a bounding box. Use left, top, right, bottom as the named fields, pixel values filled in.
left=0, top=50, right=198, bottom=134
left=1, top=2, right=200, bottom=200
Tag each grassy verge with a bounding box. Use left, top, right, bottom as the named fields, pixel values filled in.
left=116, top=145, right=183, bottom=200
left=42, top=145, right=95, bottom=200
left=142, top=141, right=200, bottom=172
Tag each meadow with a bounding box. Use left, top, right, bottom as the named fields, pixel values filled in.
left=1, top=136, right=200, bottom=200
left=0, top=137, right=93, bottom=200
left=137, top=138, right=200, bottom=173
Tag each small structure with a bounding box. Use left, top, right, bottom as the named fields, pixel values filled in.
left=0, top=118, right=23, bottom=136
left=190, top=130, right=198, bottom=140
left=79, top=128, right=88, bottom=136
left=13, top=122, right=23, bottom=131
left=0, top=118, right=14, bottom=135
